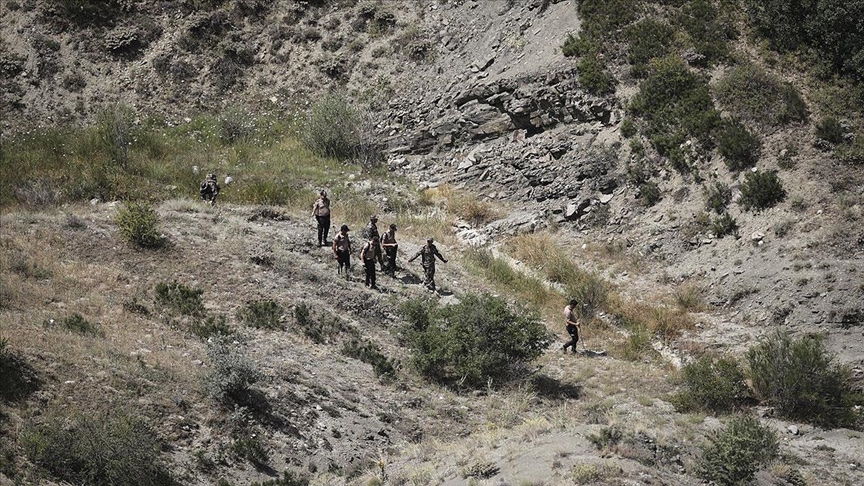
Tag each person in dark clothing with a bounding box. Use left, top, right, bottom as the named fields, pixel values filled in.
left=363, top=215, right=379, bottom=241
left=200, top=173, right=220, bottom=206
left=312, top=190, right=331, bottom=246
left=333, top=224, right=352, bottom=280
left=408, top=237, right=447, bottom=291
left=360, top=235, right=384, bottom=289
left=562, top=299, right=581, bottom=354
left=381, top=223, right=398, bottom=276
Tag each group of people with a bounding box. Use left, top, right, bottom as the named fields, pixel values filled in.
left=314, top=192, right=448, bottom=291
left=202, top=180, right=582, bottom=354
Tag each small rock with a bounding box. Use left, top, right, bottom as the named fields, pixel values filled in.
left=787, top=425, right=799, bottom=435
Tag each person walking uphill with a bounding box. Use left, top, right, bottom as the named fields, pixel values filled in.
left=408, top=237, right=447, bottom=291
left=333, top=224, right=352, bottom=279
left=312, top=190, right=331, bottom=246
left=562, top=299, right=581, bottom=354
left=363, top=215, right=380, bottom=240
left=360, top=235, right=384, bottom=289
left=200, top=173, right=220, bottom=206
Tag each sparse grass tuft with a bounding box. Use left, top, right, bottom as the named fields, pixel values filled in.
left=237, top=299, right=285, bottom=330
left=190, top=315, right=234, bottom=340
left=155, top=280, right=205, bottom=316
left=341, top=338, right=397, bottom=379
left=46, top=313, right=103, bottom=337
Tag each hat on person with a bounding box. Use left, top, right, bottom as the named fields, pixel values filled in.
left=569, top=299, right=578, bottom=306
left=426, top=237, right=434, bottom=243
left=370, top=215, right=378, bottom=221
left=389, top=223, right=397, bottom=230
left=320, top=190, right=327, bottom=196
left=341, top=224, right=350, bottom=231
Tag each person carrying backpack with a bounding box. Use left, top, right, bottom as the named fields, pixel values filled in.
left=408, top=237, right=447, bottom=291
left=200, top=173, right=220, bottom=206
left=312, top=190, right=331, bottom=246
left=362, top=215, right=379, bottom=241
left=360, top=235, right=384, bottom=289
left=333, top=224, right=352, bottom=280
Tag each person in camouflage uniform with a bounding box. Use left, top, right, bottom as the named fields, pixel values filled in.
left=199, top=173, right=220, bottom=206
left=363, top=215, right=380, bottom=240
left=381, top=223, right=398, bottom=276
left=408, top=237, right=447, bottom=291
left=360, top=235, right=385, bottom=289
left=332, top=224, right=352, bottom=279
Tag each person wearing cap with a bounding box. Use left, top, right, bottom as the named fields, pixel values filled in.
left=381, top=223, right=398, bottom=276
left=408, top=237, right=447, bottom=291
left=360, top=235, right=385, bottom=289
left=333, top=224, right=352, bottom=279
left=562, top=299, right=581, bottom=354
left=312, top=190, right=331, bottom=246
left=363, top=215, right=380, bottom=241
left=199, top=173, right=220, bottom=206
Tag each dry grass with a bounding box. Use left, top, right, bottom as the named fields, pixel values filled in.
left=422, top=184, right=500, bottom=226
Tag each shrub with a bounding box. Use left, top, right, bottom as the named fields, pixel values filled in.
left=341, top=337, right=396, bottom=379
left=0, top=338, right=40, bottom=402
left=747, top=332, right=863, bottom=428
left=293, top=303, right=352, bottom=344
left=96, top=104, right=135, bottom=167
left=116, top=202, right=166, bottom=249
left=673, top=0, right=732, bottom=66
left=716, top=119, right=761, bottom=171
left=22, top=409, right=174, bottom=486
left=739, top=170, right=786, bottom=211
left=561, top=33, right=586, bottom=57
left=303, top=93, right=379, bottom=165
left=588, top=426, right=623, bottom=450
left=205, top=337, right=264, bottom=406
left=673, top=355, right=751, bottom=414
left=711, top=212, right=738, bottom=238
left=219, top=106, right=256, bottom=144
left=629, top=56, right=721, bottom=156
left=232, top=435, right=269, bottom=468
left=46, top=313, right=103, bottom=337
left=577, top=55, right=616, bottom=96
left=237, top=299, right=284, bottom=330
left=190, top=314, right=233, bottom=339
left=403, top=293, right=552, bottom=389
left=620, top=117, right=637, bottom=138
left=815, top=116, right=846, bottom=145
left=697, top=415, right=778, bottom=485
left=251, top=470, right=310, bottom=486
left=155, top=280, right=204, bottom=316
left=714, top=64, right=808, bottom=128
left=705, top=181, right=731, bottom=213
left=625, top=18, right=675, bottom=77
left=639, top=181, right=661, bottom=207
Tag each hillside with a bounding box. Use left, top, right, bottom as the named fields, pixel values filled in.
left=2, top=0, right=864, bottom=485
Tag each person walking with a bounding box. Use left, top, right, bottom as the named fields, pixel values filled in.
left=200, top=173, right=220, bottom=206
left=312, top=190, right=331, bottom=246
left=562, top=299, right=581, bottom=354
left=381, top=223, right=398, bottom=276
left=333, top=224, right=352, bottom=279
left=360, top=235, right=384, bottom=289
left=408, top=237, right=447, bottom=291
left=363, top=215, right=380, bottom=241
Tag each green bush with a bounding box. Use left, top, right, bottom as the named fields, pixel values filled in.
left=577, top=0, right=642, bottom=42
left=190, top=315, right=234, bottom=340
left=561, top=33, right=587, bottom=57
left=293, top=302, right=353, bottom=344
left=716, top=119, right=761, bottom=172
left=155, top=280, right=205, bottom=316
left=577, top=55, right=616, bottom=96
left=711, top=212, right=739, bottom=239
left=639, top=181, right=661, bottom=207
left=22, top=409, right=174, bottom=486
left=697, top=415, right=778, bottom=485
left=402, top=293, right=552, bottom=389
left=739, top=170, right=786, bottom=211
left=815, top=116, right=846, bottom=144
left=673, top=355, right=751, bottom=414
left=629, top=56, right=721, bottom=156
left=0, top=338, right=41, bottom=402
left=46, top=313, right=103, bottom=337
left=237, top=299, right=284, bottom=330
left=673, top=0, right=732, bottom=66
left=205, top=337, right=264, bottom=406
left=705, top=181, right=731, bottom=213
left=625, top=18, right=675, bottom=77
left=714, top=64, right=808, bottom=128
left=620, top=118, right=637, bottom=138
left=303, top=93, right=379, bottom=165
left=747, top=332, right=863, bottom=428
left=341, top=337, right=396, bottom=379
left=116, top=202, right=167, bottom=249
left=232, top=435, right=269, bottom=468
